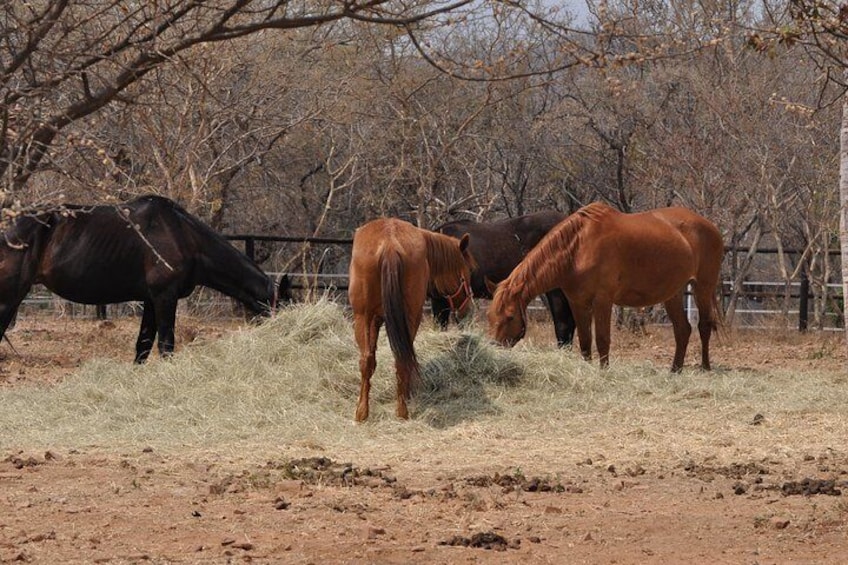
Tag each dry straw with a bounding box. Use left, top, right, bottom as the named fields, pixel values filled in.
left=1, top=299, right=846, bottom=472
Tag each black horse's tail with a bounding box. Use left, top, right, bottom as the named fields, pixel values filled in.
left=381, top=250, right=419, bottom=398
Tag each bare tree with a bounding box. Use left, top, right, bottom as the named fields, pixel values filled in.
left=752, top=0, right=848, bottom=343
left=0, top=1, right=476, bottom=206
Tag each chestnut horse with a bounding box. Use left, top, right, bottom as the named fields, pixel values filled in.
left=488, top=202, right=724, bottom=371
left=348, top=218, right=475, bottom=421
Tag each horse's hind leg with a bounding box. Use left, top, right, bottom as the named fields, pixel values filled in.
left=354, top=313, right=381, bottom=422
left=395, top=305, right=424, bottom=419
left=694, top=286, right=716, bottom=370
left=664, top=292, right=691, bottom=372
left=134, top=300, right=157, bottom=364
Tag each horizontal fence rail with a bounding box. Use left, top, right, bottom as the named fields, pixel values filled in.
left=15, top=235, right=846, bottom=332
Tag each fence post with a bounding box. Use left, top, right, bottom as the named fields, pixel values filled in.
left=798, top=271, right=809, bottom=332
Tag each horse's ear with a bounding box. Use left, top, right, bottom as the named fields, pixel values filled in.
left=459, top=233, right=470, bottom=252
left=484, top=276, right=499, bottom=296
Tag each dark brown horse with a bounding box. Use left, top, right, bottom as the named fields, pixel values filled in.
left=348, top=218, right=475, bottom=421
left=431, top=211, right=575, bottom=346
left=488, top=202, right=724, bottom=371
left=0, top=195, right=279, bottom=363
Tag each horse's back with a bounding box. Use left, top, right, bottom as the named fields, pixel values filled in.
left=508, top=210, right=568, bottom=244
left=32, top=197, right=212, bottom=303
left=349, top=218, right=427, bottom=314
left=649, top=207, right=724, bottom=270
left=352, top=218, right=427, bottom=264
left=665, top=206, right=722, bottom=244
left=595, top=206, right=720, bottom=255
left=436, top=210, right=567, bottom=289
left=564, top=204, right=722, bottom=305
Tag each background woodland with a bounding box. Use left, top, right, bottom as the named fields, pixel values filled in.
left=2, top=0, right=846, bottom=327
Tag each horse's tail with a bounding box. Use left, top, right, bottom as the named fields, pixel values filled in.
left=710, top=286, right=728, bottom=341
left=381, top=249, right=419, bottom=393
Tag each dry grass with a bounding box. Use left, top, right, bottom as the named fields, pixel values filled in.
left=1, top=299, right=846, bottom=474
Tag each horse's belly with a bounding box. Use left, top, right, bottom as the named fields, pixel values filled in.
left=615, top=289, right=666, bottom=308
left=614, top=270, right=692, bottom=306
left=40, top=272, right=146, bottom=305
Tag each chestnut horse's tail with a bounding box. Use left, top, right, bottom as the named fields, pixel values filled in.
left=381, top=250, right=419, bottom=394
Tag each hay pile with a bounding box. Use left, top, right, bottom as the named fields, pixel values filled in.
left=1, top=300, right=846, bottom=470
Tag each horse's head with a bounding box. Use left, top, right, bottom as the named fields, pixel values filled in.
left=247, top=275, right=277, bottom=318
left=487, top=282, right=527, bottom=347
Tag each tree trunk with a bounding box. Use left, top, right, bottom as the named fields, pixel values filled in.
left=840, top=90, right=848, bottom=355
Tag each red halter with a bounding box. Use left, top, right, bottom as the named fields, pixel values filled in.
left=445, top=276, right=473, bottom=315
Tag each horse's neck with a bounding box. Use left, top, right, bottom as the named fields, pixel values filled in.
left=509, top=268, right=555, bottom=306
left=195, top=235, right=265, bottom=299
left=510, top=230, right=579, bottom=302
left=201, top=248, right=259, bottom=284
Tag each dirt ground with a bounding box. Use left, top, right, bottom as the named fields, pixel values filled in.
left=2, top=311, right=848, bottom=564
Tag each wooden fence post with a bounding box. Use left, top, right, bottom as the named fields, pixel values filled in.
left=798, top=270, right=809, bottom=332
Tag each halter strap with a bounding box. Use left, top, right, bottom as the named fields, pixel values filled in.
left=445, top=276, right=472, bottom=315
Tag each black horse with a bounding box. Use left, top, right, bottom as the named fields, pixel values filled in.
left=431, top=211, right=576, bottom=346
left=0, top=195, right=283, bottom=363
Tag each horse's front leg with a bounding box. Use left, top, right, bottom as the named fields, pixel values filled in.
left=0, top=302, right=23, bottom=360
left=571, top=305, right=593, bottom=363
left=0, top=300, right=22, bottom=338
left=593, top=300, right=614, bottom=369
left=134, top=300, right=157, bottom=364
left=0, top=268, right=36, bottom=356
left=430, top=293, right=451, bottom=331
left=354, top=313, right=381, bottom=422
left=545, top=289, right=575, bottom=347
left=153, top=293, right=179, bottom=359
left=663, top=293, right=691, bottom=372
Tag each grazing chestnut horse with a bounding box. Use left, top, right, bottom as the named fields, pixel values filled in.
left=349, top=218, right=475, bottom=421
left=488, top=202, right=724, bottom=371
left=0, top=195, right=278, bottom=363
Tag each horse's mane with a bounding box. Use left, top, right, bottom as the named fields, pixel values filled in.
left=424, top=230, right=476, bottom=295
left=495, top=202, right=613, bottom=305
